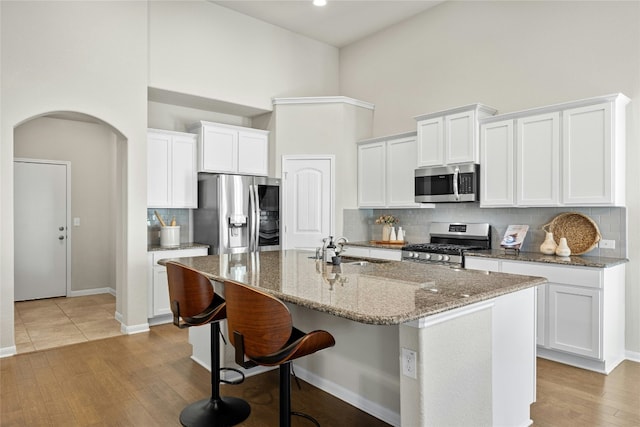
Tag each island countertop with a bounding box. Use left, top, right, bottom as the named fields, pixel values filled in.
left=158, top=249, right=545, bottom=325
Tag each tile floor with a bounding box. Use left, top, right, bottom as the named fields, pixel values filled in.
left=14, top=293, right=122, bottom=354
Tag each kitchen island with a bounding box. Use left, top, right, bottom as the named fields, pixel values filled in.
left=159, top=250, right=546, bottom=427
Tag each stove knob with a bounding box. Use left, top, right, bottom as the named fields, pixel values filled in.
left=432, top=254, right=442, bottom=261
left=422, top=253, right=431, bottom=260
left=442, top=255, right=450, bottom=262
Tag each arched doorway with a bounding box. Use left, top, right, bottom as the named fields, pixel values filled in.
left=13, top=111, right=127, bottom=352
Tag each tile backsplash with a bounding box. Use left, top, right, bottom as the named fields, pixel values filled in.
left=147, top=208, right=192, bottom=245
left=344, top=204, right=626, bottom=258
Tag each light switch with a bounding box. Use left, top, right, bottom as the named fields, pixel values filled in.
left=73, top=217, right=81, bottom=227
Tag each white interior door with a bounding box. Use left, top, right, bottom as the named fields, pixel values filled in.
left=282, top=156, right=333, bottom=250
left=14, top=160, right=69, bottom=301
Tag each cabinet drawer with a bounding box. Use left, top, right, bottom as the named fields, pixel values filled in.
left=369, top=248, right=401, bottom=261
left=151, top=247, right=208, bottom=264
left=464, top=257, right=500, bottom=272
left=343, top=246, right=370, bottom=258
left=501, top=261, right=601, bottom=288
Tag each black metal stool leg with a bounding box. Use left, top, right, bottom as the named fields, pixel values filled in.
left=279, top=362, right=320, bottom=427
left=179, top=322, right=251, bottom=427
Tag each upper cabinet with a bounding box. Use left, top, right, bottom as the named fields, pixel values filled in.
left=480, top=93, right=630, bottom=208
left=358, top=132, right=420, bottom=208
left=191, top=121, right=269, bottom=176
left=147, top=129, right=197, bottom=208
left=414, top=104, right=497, bottom=167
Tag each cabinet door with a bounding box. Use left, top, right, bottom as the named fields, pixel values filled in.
left=445, top=110, right=476, bottom=164
left=358, top=142, right=386, bottom=207
left=480, top=120, right=514, bottom=207
left=238, top=130, right=268, bottom=176
left=386, top=136, right=418, bottom=207
left=200, top=125, right=237, bottom=173
left=417, top=117, right=443, bottom=166
left=516, top=112, right=560, bottom=206
left=152, top=266, right=172, bottom=316
left=548, top=284, right=601, bottom=359
left=147, top=131, right=171, bottom=207
left=170, top=134, right=197, bottom=208
left=562, top=103, right=613, bottom=205
left=464, top=257, right=500, bottom=272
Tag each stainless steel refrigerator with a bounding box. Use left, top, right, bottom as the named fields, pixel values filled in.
left=194, top=173, right=280, bottom=254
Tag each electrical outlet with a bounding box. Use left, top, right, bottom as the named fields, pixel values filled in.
left=73, top=217, right=81, bottom=227
left=401, top=348, right=417, bottom=379
left=599, top=239, right=615, bottom=249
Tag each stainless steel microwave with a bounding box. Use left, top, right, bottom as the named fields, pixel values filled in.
left=415, top=163, right=480, bottom=203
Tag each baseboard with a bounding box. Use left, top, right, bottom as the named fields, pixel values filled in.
left=68, top=287, right=115, bottom=297
left=115, top=311, right=124, bottom=323
left=148, top=314, right=173, bottom=326
left=120, top=322, right=150, bottom=335
left=293, top=365, right=401, bottom=427
left=626, top=350, right=640, bottom=363
left=0, top=346, right=17, bottom=358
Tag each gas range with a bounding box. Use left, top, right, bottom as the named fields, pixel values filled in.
left=402, top=223, right=491, bottom=267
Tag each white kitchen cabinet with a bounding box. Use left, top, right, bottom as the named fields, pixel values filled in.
left=480, top=119, right=514, bottom=207
left=358, top=132, right=419, bottom=208
left=562, top=100, right=626, bottom=206
left=480, top=93, right=629, bottom=208
left=415, top=104, right=497, bottom=167
left=343, top=245, right=402, bottom=261
left=147, top=247, right=209, bottom=325
left=516, top=112, right=560, bottom=206
left=547, top=283, right=601, bottom=358
left=466, top=256, right=626, bottom=374
left=147, top=129, right=197, bottom=208
left=192, top=121, right=269, bottom=176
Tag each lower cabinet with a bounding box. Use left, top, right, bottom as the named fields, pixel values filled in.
left=342, top=245, right=402, bottom=261
left=465, top=256, right=625, bottom=374
left=148, top=247, right=208, bottom=325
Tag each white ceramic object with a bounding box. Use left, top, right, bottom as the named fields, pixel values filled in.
left=555, top=237, right=571, bottom=257
left=160, top=226, right=180, bottom=247
left=540, top=231, right=558, bottom=255
left=390, top=226, right=397, bottom=241
left=397, top=227, right=405, bottom=242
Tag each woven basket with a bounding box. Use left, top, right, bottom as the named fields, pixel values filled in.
left=543, top=212, right=601, bottom=255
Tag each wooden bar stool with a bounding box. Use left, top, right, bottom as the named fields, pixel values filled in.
left=166, top=262, right=250, bottom=427
left=223, top=279, right=336, bottom=427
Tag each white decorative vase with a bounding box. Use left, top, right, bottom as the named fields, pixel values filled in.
left=382, top=224, right=391, bottom=241
left=397, top=227, right=405, bottom=242
left=540, top=231, right=557, bottom=255
left=390, top=226, right=397, bottom=241
left=555, top=237, right=571, bottom=257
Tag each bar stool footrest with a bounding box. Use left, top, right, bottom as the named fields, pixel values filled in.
left=219, top=366, right=246, bottom=385
left=292, top=411, right=321, bottom=426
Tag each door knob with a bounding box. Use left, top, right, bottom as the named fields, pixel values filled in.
left=58, top=235, right=65, bottom=240
left=59, top=226, right=65, bottom=231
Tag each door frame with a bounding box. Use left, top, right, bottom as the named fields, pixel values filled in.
left=281, top=154, right=335, bottom=250
left=14, top=158, right=72, bottom=297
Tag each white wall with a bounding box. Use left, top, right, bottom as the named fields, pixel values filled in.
left=339, top=1, right=640, bottom=354
left=148, top=1, right=340, bottom=112
left=14, top=117, right=118, bottom=294
left=1, top=1, right=149, bottom=353
left=270, top=100, right=374, bottom=238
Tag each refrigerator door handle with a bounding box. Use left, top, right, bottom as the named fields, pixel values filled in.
left=249, top=184, right=256, bottom=252
left=253, top=183, right=260, bottom=252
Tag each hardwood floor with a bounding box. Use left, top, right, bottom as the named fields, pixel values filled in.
left=1, top=323, right=638, bottom=426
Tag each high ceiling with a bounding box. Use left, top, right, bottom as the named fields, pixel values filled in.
left=212, top=1, right=443, bottom=48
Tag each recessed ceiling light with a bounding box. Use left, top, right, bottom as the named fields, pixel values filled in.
left=313, top=0, right=327, bottom=6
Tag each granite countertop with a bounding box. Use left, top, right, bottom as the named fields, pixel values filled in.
left=465, top=249, right=628, bottom=268
left=346, top=241, right=406, bottom=250
left=158, top=249, right=545, bottom=325
left=148, top=242, right=209, bottom=252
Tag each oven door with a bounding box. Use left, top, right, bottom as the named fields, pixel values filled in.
left=414, top=164, right=479, bottom=203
